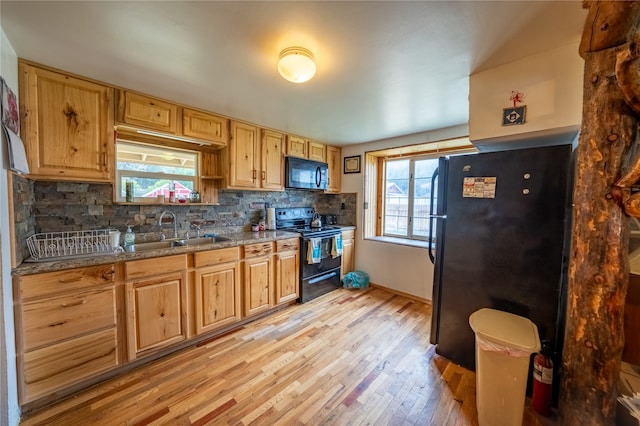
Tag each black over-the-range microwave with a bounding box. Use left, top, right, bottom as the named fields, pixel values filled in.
left=285, top=156, right=328, bottom=190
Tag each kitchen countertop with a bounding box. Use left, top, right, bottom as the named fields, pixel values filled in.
left=13, top=230, right=300, bottom=276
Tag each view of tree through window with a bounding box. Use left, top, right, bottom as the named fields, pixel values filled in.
left=116, top=141, right=198, bottom=201
left=384, top=157, right=439, bottom=240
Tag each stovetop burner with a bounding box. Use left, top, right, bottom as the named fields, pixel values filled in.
left=275, top=207, right=341, bottom=237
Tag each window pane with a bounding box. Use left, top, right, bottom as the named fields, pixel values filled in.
left=116, top=141, right=198, bottom=202
left=412, top=159, right=439, bottom=238
left=119, top=177, right=194, bottom=199
left=384, top=159, right=410, bottom=236
left=116, top=142, right=196, bottom=176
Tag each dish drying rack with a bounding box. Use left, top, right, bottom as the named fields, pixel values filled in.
left=27, top=229, right=117, bottom=262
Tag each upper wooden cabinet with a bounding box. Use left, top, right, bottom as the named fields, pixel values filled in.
left=261, top=129, right=285, bottom=190
left=18, top=62, right=115, bottom=182
left=116, top=91, right=229, bottom=147
left=326, top=145, right=341, bottom=193
left=308, top=141, right=326, bottom=162
left=228, top=121, right=284, bottom=190
left=286, top=135, right=307, bottom=158
left=117, top=91, right=178, bottom=134
left=286, top=135, right=326, bottom=162
left=228, top=121, right=259, bottom=189
left=183, top=108, right=229, bottom=145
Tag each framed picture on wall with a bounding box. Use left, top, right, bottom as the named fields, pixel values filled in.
left=344, top=155, right=361, bottom=174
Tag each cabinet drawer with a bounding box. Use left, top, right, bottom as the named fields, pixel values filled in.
left=243, top=242, right=274, bottom=258
left=22, top=287, right=116, bottom=351
left=18, top=264, right=115, bottom=300
left=193, top=247, right=240, bottom=268
left=22, top=328, right=118, bottom=403
left=342, top=229, right=355, bottom=239
left=276, top=238, right=299, bottom=252
left=124, top=254, right=187, bottom=280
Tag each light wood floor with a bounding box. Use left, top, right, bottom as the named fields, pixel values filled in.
left=19, top=287, right=557, bottom=425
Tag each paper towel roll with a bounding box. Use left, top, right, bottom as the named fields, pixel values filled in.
left=266, top=208, right=276, bottom=230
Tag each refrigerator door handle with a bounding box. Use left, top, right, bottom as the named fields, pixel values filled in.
left=428, top=167, right=441, bottom=264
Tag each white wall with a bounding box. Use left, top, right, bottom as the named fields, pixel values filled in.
left=341, top=125, right=468, bottom=301
left=1, top=26, right=20, bottom=426
left=469, top=42, right=583, bottom=143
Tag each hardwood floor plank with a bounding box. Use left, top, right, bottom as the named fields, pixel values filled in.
left=19, top=288, right=557, bottom=426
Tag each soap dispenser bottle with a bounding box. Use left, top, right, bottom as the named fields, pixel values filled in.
left=123, top=226, right=135, bottom=248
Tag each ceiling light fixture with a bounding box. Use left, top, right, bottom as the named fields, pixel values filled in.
left=278, top=47, right=316, bottom=83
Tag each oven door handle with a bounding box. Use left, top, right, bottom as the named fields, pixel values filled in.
left=308, top=271, right=339, bottom=284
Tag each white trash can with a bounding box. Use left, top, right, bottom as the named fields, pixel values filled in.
left=469, top=308, right=541, bottom=426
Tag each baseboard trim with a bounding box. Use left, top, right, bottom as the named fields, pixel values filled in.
left=369, top=282, right=432, bottom=305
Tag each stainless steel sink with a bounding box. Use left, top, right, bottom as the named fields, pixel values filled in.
left=124, top=240, right=184, bottom=252
left=124, top=236, right=231, bottom=252
left=181, top=236, right=231, bottom=245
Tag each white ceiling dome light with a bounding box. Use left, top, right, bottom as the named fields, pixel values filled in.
left=278, top=47, right=316, bottom=83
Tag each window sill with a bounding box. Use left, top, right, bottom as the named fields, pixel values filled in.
left=364, top=236, right=431, bottom=249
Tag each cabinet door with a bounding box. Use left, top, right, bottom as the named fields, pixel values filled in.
left=118, top=91, right=178, bottom=134
left=261, top=129, right=284, bottom=190
left=229, top=121, right=259, bottom=188
left=194, top=262, right=241, bottom=335
left=326, top=145, right=342, bottom=193
left=341, top=230, right=355, bottom=276
left=243, top=256, right=273, bottom=316
left=287, top=135, right=307, bottom=158
left=183, top=108, right=228, bottom=146
left=126, top=272, right=187, bottom=359
left=275, top=250, right=299, bottom=305
left=19, top=62, right=114, bottom=181
left=308, top=141, right=326, bottom=162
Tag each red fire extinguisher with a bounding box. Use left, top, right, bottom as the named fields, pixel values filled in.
left=532, top=340, right=553, bottom=416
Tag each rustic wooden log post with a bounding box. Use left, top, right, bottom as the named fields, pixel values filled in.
left=560, top=2, right=640, bottom=424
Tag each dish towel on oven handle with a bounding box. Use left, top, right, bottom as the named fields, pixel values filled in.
left=307, top=238, right=321, bottom=264
left=331, top=233, right=343, bottom=258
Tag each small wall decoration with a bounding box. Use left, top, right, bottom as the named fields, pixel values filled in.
left=344, top=155, right=361, bottom=174
left=502, top=90, right=526, bottom=126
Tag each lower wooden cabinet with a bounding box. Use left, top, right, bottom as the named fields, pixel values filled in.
left=341, top=229, right=355, bottom=276
left=23, top=328, right=118, bottom=403
left=242, top=242, right=274, bottom=316
left=192, top=247, right=241, bottom=335
left=124, top=255, right=188, bottom=360
left=14, top=264, right=118, bottom=404
left=14, top=238, right=305, bottom=407
left=275, top=238, right=300, bottom=304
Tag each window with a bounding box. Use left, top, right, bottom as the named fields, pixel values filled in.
left=383, top=157, right=439, bottom=240
left=115, top=141, right=199, bottom=202
left=362, top=137, right=475, bottom=245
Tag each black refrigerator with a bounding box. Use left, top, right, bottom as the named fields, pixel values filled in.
left=429, top=144, right=574, bottom=381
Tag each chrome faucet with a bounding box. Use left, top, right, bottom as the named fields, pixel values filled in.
left=184, top=224, right=201, bottom=240
left=158, top=210, right=178, bottom=239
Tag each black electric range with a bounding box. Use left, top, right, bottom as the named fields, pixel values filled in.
left=275, top=207, right=342, bottom=302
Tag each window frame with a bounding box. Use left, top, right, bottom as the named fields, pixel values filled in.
left=382, top=155, right=439, bottom=241
left=363, top=137, right=476, bottom=246
left=114, top=140, right=201, bottom=203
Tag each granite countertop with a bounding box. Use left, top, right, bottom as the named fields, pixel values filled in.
left=13, top=230, right=301, bottom=276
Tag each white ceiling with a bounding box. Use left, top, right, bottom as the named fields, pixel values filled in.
left=0, top=1, right=587, bottom=146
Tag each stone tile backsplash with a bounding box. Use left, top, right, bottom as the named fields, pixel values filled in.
left=12, top=177, right=356, bottom=264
